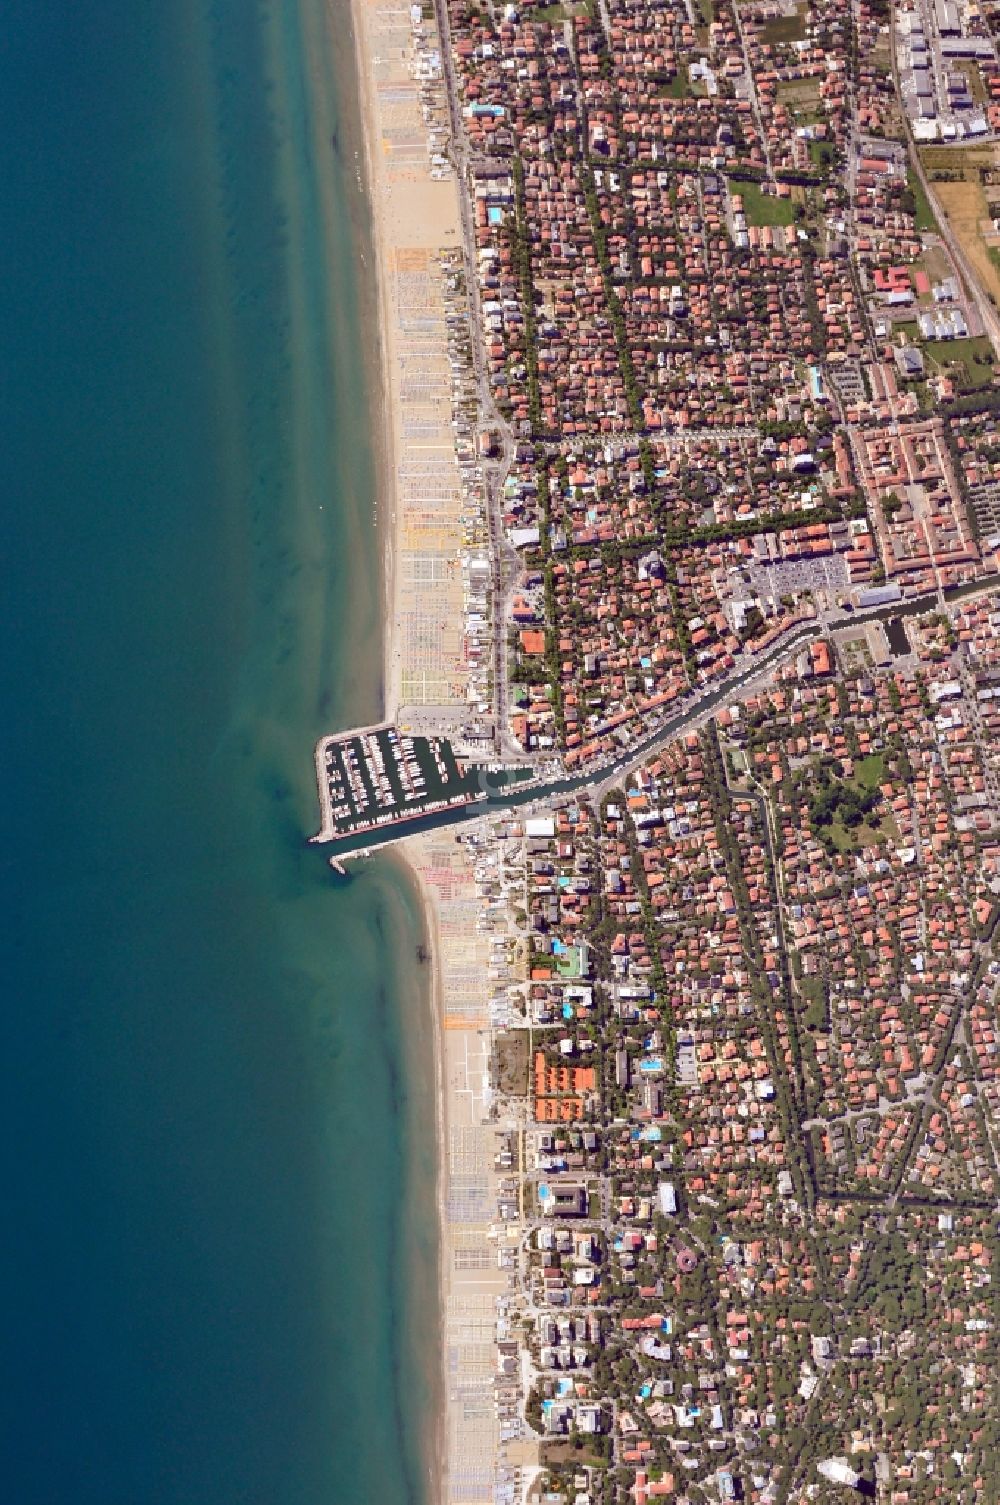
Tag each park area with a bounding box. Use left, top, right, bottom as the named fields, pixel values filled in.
left=805, top=753, right=899, bottom=854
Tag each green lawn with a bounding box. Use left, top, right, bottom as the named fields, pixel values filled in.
left=808, top=139, right=835, bottom=173
left=848, top=758, right=898, bottom=848
left=799, top=975, right=828, bottom=1030
left=533, top=1, right=591, bottom=19
left=852, top=753, right=887, bottom=792
left=829, top=810, right=898, bottom=853
left=658, top=69, right=692, bottom=99
left=813, top=753, right=898, bottom=853
left=730, top=177, right=797, bottom=226
left=960, top=61, right=988, bottom=107
left=555, top=945, right=584, bottom=979
left=926, top=335, right=996, bottom=391
left=908, top=171, right=939, bottom=234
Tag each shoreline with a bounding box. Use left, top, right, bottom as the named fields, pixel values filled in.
left=338, top=1, right=399, bottom=728
left=339, top=1, right=467, bottom=1501
left=390, top=842, right=452, bottom=1505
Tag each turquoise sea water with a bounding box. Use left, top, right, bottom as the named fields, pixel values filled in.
left=0, top=1, right=438, bottom=1500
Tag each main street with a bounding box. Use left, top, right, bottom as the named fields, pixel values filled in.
left=432, top=0, right=523, bottom=760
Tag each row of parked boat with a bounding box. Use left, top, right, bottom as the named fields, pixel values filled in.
left=385, top=727, right=429, bottom=803
left=324, top=725, right=467, bottom=835
left=324, top=737, right=371, bottom=824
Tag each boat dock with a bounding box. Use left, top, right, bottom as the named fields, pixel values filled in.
left=311, top=723, right=523, bottom=849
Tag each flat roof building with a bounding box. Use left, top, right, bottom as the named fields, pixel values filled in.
left=935, top=0, right=960, bottom=36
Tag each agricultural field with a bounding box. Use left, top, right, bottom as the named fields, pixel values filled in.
left=919, top=144, right=1000, bottom=306
left=920, top=144, right=996, bottom=175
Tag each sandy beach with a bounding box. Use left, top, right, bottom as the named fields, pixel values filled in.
left=341, top=2, right=506, bottom=1501
left=342, top=0, right=467, bottom=731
